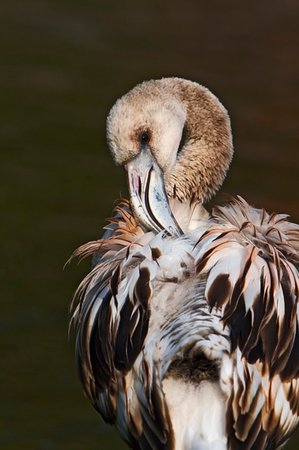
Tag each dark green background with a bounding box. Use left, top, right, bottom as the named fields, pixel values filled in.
left=1, top=1, right=299, bottom=449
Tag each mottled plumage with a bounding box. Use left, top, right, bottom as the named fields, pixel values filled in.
left=71, top=78, right=299, bottom=450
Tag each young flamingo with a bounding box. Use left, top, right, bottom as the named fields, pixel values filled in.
left=71, top=78, right=299, bottom=450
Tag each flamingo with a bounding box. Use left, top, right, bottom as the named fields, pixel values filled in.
left=71, top=78, right=299, bottom=450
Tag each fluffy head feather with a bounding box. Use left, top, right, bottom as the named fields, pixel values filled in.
left=106, top=78, right=233, bottom=203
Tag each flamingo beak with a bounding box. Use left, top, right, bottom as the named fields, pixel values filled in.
left=126, top=148, right=182, bottom=237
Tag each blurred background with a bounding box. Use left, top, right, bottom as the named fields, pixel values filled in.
left=1, top=0, right=299, bottom=449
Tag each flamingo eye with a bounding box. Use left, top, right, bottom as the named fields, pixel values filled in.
left=139, top=130, right=150, bottom=146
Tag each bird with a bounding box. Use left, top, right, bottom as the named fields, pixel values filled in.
left=71, top=77, right=299, bottom=450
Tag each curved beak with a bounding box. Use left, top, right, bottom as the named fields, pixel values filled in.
left=126, top=149, right=182, bottom=237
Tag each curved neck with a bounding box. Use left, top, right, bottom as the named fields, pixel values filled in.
left=169, top=198, right=209, bottom=233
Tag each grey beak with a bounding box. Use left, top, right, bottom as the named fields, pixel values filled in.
left=126, top=149, right=182, bottom=237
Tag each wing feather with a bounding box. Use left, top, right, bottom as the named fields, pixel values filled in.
left=194, top=197, right=299, bottom=449
left=71, top=202, right=174, bottom=448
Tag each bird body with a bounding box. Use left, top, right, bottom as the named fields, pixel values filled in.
left=71, top=78, right=299, bottom=449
